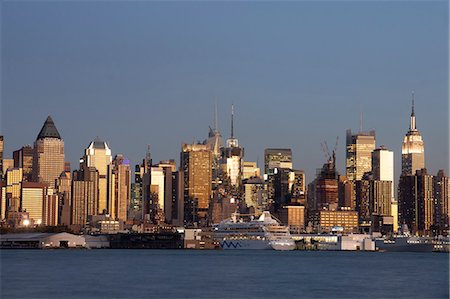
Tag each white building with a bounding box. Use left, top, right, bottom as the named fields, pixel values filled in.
left=372, top=146, right=397, bottom=231
left=151, top=167, right=165, bottom=210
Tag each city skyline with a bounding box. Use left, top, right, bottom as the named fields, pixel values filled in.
left=2, top=1, right=448, bottom=182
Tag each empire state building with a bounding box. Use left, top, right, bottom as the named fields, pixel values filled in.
left=401, top=95, right=425, bottom=175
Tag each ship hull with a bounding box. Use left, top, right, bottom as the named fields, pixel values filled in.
left=220, top=239, right=272, bottom=250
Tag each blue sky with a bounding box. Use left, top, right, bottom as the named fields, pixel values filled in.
left=1, top=1, right=448, bottom=182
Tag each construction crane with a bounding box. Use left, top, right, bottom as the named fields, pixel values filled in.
left=320, top=136, right=339, bottom=165
left=321, top=142, right=331, bottom=162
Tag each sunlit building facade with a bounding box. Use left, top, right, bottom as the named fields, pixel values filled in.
left=21, top=182, right=47, bottom=225
left=311, top=210, right=359, bottom=234
left=32, top=116, right=65, bottom=189
left=401, top=99, right=425, bottom=176
left=13, top=145, right=33, bottom=182
left=346, top=129, right=376, bottom=181
left=242, top=161, right=260, bottom=180
left=372, top=146, right=397, bottom=231
left=72, top=166, right=99, bottom=226
left=181, top=143, right=212, bottom=224
left=111, top=154, right=131, bottom=222
left=83, top=137, right=112, bottom=214
left=222, top=105, right=244, bottom=187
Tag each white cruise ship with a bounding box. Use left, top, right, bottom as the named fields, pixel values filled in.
left=213, top=211, right=296, bottom=250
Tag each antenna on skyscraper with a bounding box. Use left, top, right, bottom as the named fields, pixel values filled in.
left=359, top=108, right=362, bottom=132
left=231, top=103, right=234, bottom=138
left=146, top=145, right=151, bottom=160
left=411, top=90, right=415, bottom=116
left=145, top=144, right=152, bottom=170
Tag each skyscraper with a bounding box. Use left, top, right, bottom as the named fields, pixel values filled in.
left=398, top=168, right=434, bottom=235
left=434, top=170, right=449, bottom=235
left=5, top=168, right=23, bottom=213
left=264, top=148, right=293, bottom=206
left=13, top=145, right=33, bottom=182
left=111, top=154, right=131, bottom=222
left=181, top=143, right=212, bottom=225
left=56, top=171, right=72, bottom=226
left=0, top=135, right=3, bottom=180
left=222, top=105, right=244, bottom=187
left=72, top=166, right=99, bottom=226
left=264, top=148, right=293, bottom=175
left=83, top=137, right=112, bottom=214
left=402, top=95, right=425, bottom=175
left=372, top=146, right=397, bottom=231
left=157, top=160, right=178, bottom=223
left=32, top=116, right=65, bottom=189
left=346, top=129, right=376, bottom=181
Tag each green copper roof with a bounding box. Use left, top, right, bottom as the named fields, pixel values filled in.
left=37, top=116, right=61, bottom=140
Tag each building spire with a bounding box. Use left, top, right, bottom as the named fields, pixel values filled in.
left=231, top=104, right=234, bottom=139
left=410, top=91, right=416, bottom=130
left=360, top=110, right=363, bottom=132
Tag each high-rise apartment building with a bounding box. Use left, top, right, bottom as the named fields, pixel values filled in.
left=181, top=143, right=212, bottom=224
left=346, top=129, right=376, bottom=181
left=402, top=98, right=425, bottom=175
left=83, top=137, right=112, bottom=214
left=32, top=116, right=65, bottom=189
left=13, top=145, right=33, bottom=182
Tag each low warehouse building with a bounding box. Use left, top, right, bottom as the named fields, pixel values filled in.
left=0, top=233, right=86, bottom=249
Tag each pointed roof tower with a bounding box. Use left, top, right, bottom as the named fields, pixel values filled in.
left=37, top=116, right=62, bottom=140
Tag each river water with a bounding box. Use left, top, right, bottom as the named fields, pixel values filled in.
left=1, top=250, right=448, bottom=298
